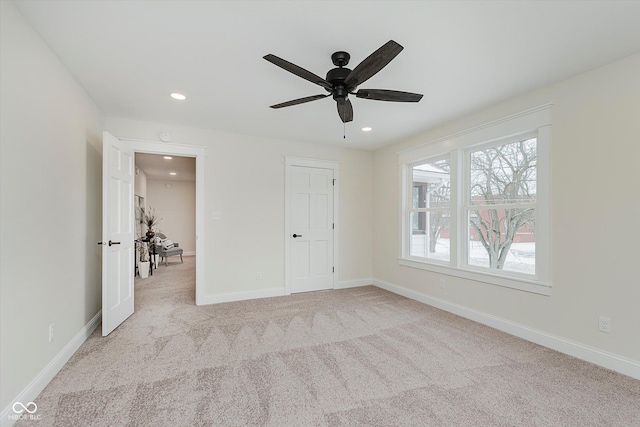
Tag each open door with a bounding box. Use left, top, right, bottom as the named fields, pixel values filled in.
left=101, top=131, right=135, bottom=336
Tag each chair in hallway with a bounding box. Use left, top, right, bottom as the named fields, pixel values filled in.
left=154, top=233, right=184, bottom=266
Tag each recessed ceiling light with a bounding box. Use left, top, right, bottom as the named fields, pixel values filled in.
left=362, top=127, right=372, bottom=132
left=169, top=172, right=177, bottom=176
left=163, top=156, right=173, bottom=160
left=169, top=92, right=186, bottom=100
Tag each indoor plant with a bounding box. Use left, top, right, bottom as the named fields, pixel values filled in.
left=142, top=207, right=162, bottom=238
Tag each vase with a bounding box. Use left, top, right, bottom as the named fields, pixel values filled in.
left=139, top=261, right=150, bottom=278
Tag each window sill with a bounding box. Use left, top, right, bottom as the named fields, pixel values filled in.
left=398, top=258, right=551, bottom=296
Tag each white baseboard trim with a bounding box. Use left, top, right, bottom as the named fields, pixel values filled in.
left=1, top=310, right=102, bottom=427
left=183, top=251, right=195, bottom=257
left=373, top=278, right=640, bottom=380
left=335, top=278, right=372, bottom=289
left=198, top=287, right=286, bottom=305
left=199, top=279, right=374, bottom=305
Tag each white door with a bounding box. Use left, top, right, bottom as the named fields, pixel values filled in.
left=101, top=132, right=135, bottom=336
left=290, top=166, right=334, bottom=293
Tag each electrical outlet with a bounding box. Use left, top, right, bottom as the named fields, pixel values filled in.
left=49, top=324, right=55, bottom=342
left=439, top=279, right=446, bottom=289
left=256, top=272, right=262, bottom=280
left=598, top=316, right=611, bottom=333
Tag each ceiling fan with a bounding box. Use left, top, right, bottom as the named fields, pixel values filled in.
left=264, top=40, right=423, bottom=123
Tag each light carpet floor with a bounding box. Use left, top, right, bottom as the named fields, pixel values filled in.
left=17, top=256, right=640, bottom=426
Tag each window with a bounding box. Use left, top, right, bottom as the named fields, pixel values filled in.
left=409, top=158, right=451, bottom=262
left=399, top=105, right=551, bottom=295
left=466, top=136, right=536, bottom=275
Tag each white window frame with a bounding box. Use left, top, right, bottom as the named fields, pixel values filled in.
left=398, top=104, right=551, bottom=295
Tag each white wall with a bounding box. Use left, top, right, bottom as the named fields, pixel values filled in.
left=372, top=53, right=640, bottom=363
left=146, top=179, right=196, bottom=254
left=133, top=167, right=147, bottom=238
left=134, top=165, right=147, bottom=199
left=105, top=118, right=374, bottom=298
left=0, top=1, right=104, bottom=413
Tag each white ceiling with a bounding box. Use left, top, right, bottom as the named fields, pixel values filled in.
left=135, top=153, right=195, bottom=182
left=14, top=1, right=640, bottom=150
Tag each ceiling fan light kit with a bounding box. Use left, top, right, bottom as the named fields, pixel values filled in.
left=264, top=40, right=423, bottom=125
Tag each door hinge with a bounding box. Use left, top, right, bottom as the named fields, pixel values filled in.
left=332, top=267, right=335, bottom=273
left=333, top=179, right=336, bottom=186
left=332, top=223, right=334, bottom=229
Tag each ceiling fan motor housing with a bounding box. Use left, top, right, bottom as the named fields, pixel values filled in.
left=326, top=66, right=352, bottom=100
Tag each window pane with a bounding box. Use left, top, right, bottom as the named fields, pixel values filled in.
left=468, top=208, right=535, bottom=274
left=412, top=159, right=450, bottom=209
left=410, top=210, right=451, bottom=261
left=411, top=211, right=424, bottom=233
left=469, top=138, right=536, bottom=205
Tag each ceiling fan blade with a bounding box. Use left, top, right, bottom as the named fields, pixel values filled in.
left=356, top=89, right=423, bottom=102
left=337, top=99, right=353, bottom=123
left=264, top=54, right=333, bottom=90
left=344, top=40, right=404, bottom=88
left=270, top=94, right=330, bottom=109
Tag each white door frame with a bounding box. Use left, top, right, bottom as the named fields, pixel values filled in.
left=284, top=156, right=339, bottom=295
left=122, top=137, right=207, bottom=305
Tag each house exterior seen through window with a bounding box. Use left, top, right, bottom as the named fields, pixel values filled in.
left=410, top=158, right=451, bottom=262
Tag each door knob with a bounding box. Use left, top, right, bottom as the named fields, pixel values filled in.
left=98, top=241, right=121, bottom=246
left=292, top=234, right=302, bottom=238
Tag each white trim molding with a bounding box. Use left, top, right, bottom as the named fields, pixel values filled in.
left=199, top=288, right=286, bottom=305
left=398, top=259, right=551, bottom=296
left=373, top=278, right=640, bottom=380
left=397, top=103, right=553, bottom=162
left=1, top=311, right=102, bottom=427
left=200, top=278, right=373, bottom=306
left=335, top=278, right=373, bottom=289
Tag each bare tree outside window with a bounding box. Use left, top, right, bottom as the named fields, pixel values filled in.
left=468, top=138, right=536, bottom=272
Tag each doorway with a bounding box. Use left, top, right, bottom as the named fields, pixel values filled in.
left=127, top=138, right=205, bottom=305
left=102, top=132, right=206, bottom=336
left=134, top=152, right=196, bottom=272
